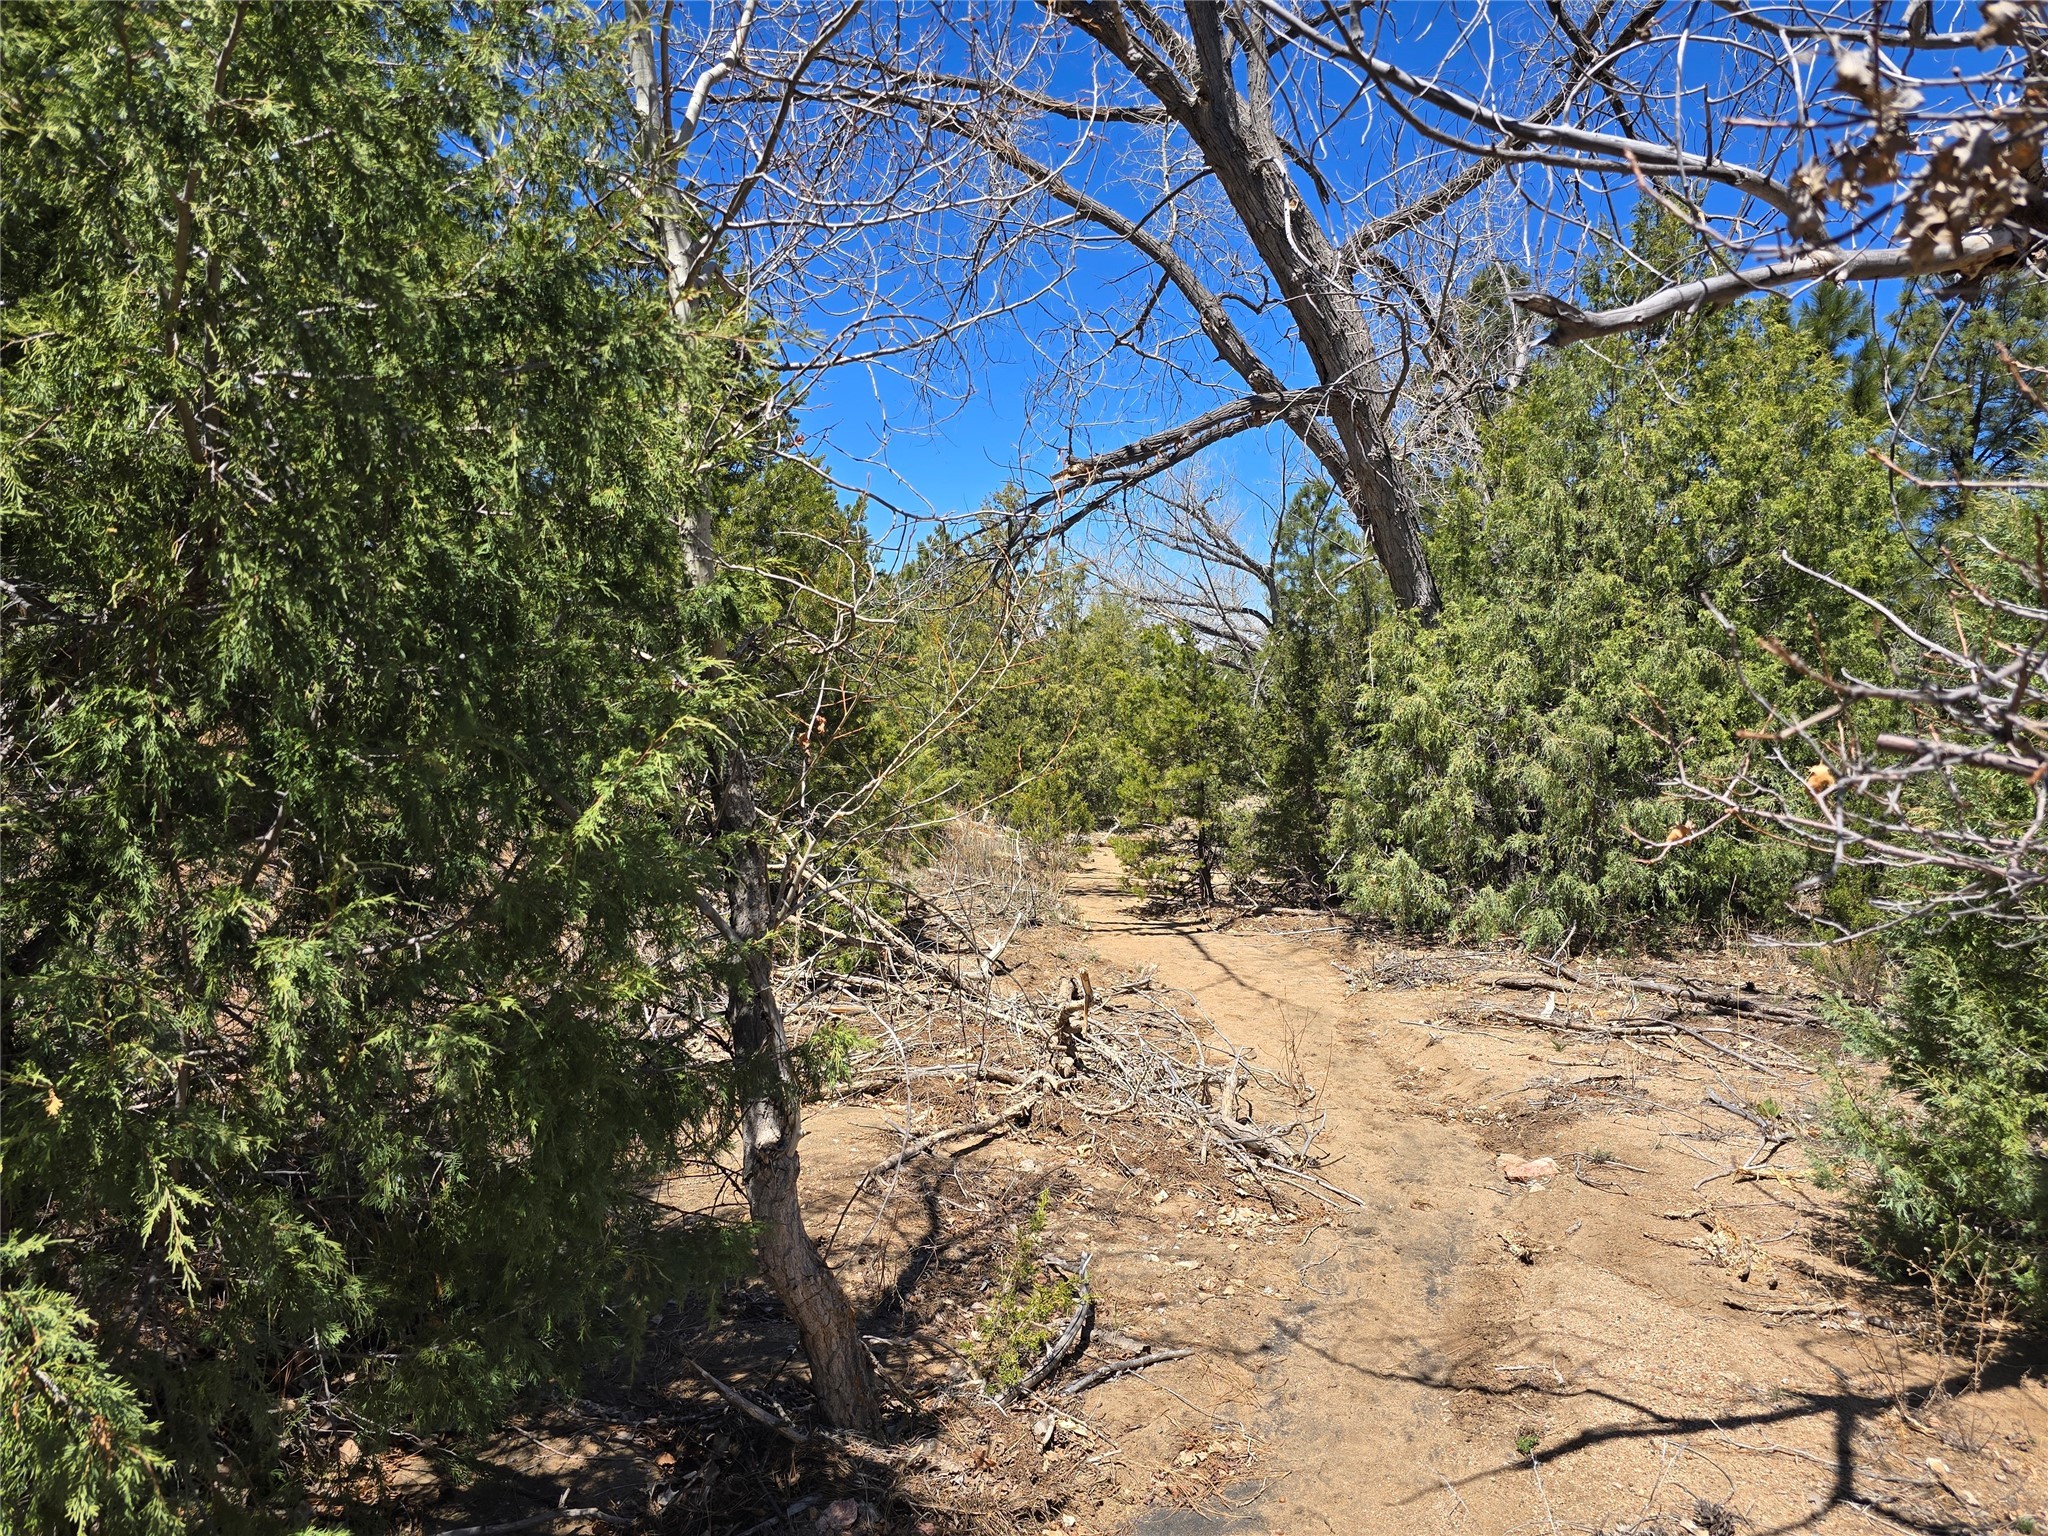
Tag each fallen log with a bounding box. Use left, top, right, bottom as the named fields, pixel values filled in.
left=1197, top=1102, right=1298, bottom=1164
left=1479, top=1006, right=1675, bottom=1036
left=1508, top=968, right=1812, bottom=1026
left=1480, top=1004, right=1792, bottom=1073
left=1722, top=1298, right=1845, bottom=1318
left=838, top=1061, right=1032, bottom=1097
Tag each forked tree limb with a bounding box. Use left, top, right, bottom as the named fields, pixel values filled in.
left=1059, top=1347, right=1196, bottom=1396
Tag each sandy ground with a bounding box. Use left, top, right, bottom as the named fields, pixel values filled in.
left=392, top=843, right=2048, bottom=1536
left=811, top=845, right=2048, bottom=1535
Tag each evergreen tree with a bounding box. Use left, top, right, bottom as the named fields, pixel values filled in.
left=1125, top=624, right=1250, bottom=904
left=1890, top=273, right=2048, bottom=528
left=907, top=542, right=1184, bottom=840
left=1794, top=281, right=1890, bottom=420
left=1828, top=928, right=2048, bottom=1319
left=903, top=537, right=1249, bottom=901
left=1332, top=298, right=1905, bottom=947
left=1795, top=273, right=2048, bottom=531
left=2, top=6, right=759, bottom=1524
left=1760, top=291, right=2048, bottom=1322
left=1243, top=482, right=1376, bottom=894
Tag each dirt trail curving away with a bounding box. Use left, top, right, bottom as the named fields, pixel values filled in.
left=401, top=841, right=2047, bottom=1534
left=1016, top=845, right=2046, bottom=1535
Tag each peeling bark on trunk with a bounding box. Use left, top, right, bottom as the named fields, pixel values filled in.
left=1055, top=0, right=1443, bottom=618
left=717, top=762, right=884, bottom=1437
left=626, top=0, right=883, bottom=1436
left=1178, top=1, right=1438, bottom=617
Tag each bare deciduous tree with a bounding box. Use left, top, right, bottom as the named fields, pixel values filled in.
left=640, top=2, right=1656, bottom=616
left=1258, top=1, right=2048, bottom=342
left=626, top=0, right=887, bottom=1434
left=831, top=2, right=1667, bottom=614
left=641, top=3, right=2048, bottom=626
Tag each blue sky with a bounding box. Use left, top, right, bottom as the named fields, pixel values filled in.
left=800, top=345, right=1026, bottom=530
left=737, top=5, right=1556, bottom=547
left=739, top=3, right=1993, bottom=553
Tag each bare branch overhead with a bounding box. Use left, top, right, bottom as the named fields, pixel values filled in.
left=1257, top=0, right=2048, bottom=344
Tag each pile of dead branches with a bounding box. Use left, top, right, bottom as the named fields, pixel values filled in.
left=786, top=866, right=1360, bottom=1213
left=1468, top=960, right=1815, bottom=1078
left=807, top=960, right=1360, bottom=1211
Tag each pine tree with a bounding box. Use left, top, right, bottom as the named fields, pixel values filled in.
left=1890, top=273, right=2048, bottom=528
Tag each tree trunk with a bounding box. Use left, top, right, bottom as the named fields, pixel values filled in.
left=1342, top=418, right=1438, bottom=620
left=1185, top=2, right=1440, bottom=617
left=1056, top=0, right=1442, bottom=617
left=718, top=760, right=886, bottom=1437
left=625, top=0, right=883, bottom=1436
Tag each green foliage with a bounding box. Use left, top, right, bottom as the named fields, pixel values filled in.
left=1332, top=297, right=1904, bottom=946
left=997, top=591, right=1176, bottom=836
left=1670, top=273, right=2048, bottom=1328
left=715, top=456, right=893, bottom=806
left=1106, top=827, right=1212, bottom=906
left=1237, top=482, right=1378, bottom=894
left=790, top=1017, right=871, bottom=1098
left=971, top=1192, right=1079, bottom=1394
left=1890, top=274, right=2048, bottom=530
left=1106, top=833, right=1155, bottom=871
left=884, top=530, right=1095, bottom=838
left=2, top=5, right=760, bottom=1524
left=914, top=549, right=1249, bottom=878
left=1827, top=931, right=2047, bottom=1320
left=1121, top=624, right=1251, bottom=902
left=1, top=1240, right=178, bottom=1536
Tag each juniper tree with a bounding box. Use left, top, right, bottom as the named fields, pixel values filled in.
left=1332, top=278, right=1907, bottom=948
left=1243, top=481, right=1377, bottom=896
left=2, top=4, right=764, bottom=1524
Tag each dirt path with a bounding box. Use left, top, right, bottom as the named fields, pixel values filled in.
left=402, top=842, right=2047, bottom=1536
left=1029, top=845, right=2045, bottom=1535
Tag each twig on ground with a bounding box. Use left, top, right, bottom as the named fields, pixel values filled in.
left=1703, top=1088, right=1779, bottom=1133
left=857, top=1095, right=1040, bottom=1188
left=1000, top=1283, right=1095, bottom=1405
left=1722, top=1298, right=1846, bottom=1317
left=1059, top=1348, right=1195, bottom=1396
left=682, top=1359, right=809, bottom=1444
left=1733, top=1165, right=1810, bottom=1184
left=434, top=1511, right=630, bottom=1536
